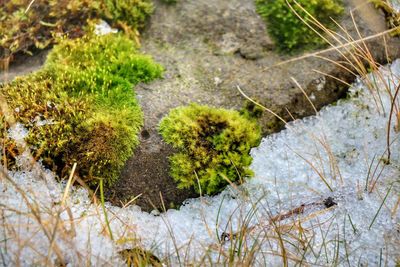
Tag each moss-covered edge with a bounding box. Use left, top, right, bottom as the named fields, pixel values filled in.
left=0, top=31, right=163, bottom=186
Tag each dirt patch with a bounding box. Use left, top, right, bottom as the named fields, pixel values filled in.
left=105, top=129, right=198, bottom=211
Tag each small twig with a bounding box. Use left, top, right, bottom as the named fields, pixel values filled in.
left=269, top=205, right=306, bottom=223
left=220, top=197, right=337, bottom=244
left=25, top=0, right=36, bottom=14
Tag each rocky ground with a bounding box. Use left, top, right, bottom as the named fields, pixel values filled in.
left=1, top=0, right=399, bottom=211
left=107, top=0, right=400, bottom=211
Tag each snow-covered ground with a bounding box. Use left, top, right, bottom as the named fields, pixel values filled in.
left=391, top=0, right=400, bottom=12
left=1, top=60, right=400, bottom=266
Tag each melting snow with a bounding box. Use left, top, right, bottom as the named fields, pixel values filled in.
left=1, top=60, right=400, bottom=266
left=7, top=123, right=28, bottom=142
left=94, top=20, right=118, bottom=36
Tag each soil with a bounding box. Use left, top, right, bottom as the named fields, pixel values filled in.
left=1, top=0, right=399, bottom=212
left=104, top=129, right=198, bottom=210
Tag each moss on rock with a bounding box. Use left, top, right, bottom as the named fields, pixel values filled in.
left=240, top=99, right=264, bottom=119
left=255, top=0, right=344, bottom=52
left=159, top=104, right=261, bottom=195
left=0, top=0, right=154, bottom=64
left=0, top=32, right=163, bottom=186
left=99, top=0, right=153, bottom=29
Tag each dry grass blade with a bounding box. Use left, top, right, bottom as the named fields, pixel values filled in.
left=386, top=83, right=400, bottom=161
left=291, top=77, right=318, bottom=115
left=288, top=147, right=333, bottom=192
left=24, top=0, right=36, bottom=13
left=61, top=163, right=77, bottom=205
left=263, top=27, right=397, bottom=71
left=46, top=163, right=77, bottom=265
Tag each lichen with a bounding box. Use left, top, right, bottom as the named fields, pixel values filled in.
left=159, top=104, right=261, bottom=195
left=0, top=32, right=163, bottom=186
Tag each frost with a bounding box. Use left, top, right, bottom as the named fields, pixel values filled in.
left=1, top=60, right=400, bottom=266
left=94, top=20, right=118, bottom=35
left=7, top=123, right=28, bottom=141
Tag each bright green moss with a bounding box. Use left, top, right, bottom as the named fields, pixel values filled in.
left=0, top=32, right=163, bottom=186
left=45, top=33, right=163, bottom=97
left=1, top=75, right=90, bottom=173
left=255, top=0, right=344, bottom=52
left=159, top=104, right=261, bottom=195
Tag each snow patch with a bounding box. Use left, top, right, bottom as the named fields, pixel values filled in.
left=94, top=20, right=118, bottom=36
left=7, top=122, right=28, bottom=141
left=1, top=60, right=400, bottom=266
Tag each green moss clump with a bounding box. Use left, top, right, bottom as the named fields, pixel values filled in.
left=0, top=32, right=163, bottom=186
left=255, top=0, right=344, bottom=52
left=0, top=0, right=153, bottom=65
left=99, top=0, right=153, bottom=35
left=159, top=104, right=261, bottom=195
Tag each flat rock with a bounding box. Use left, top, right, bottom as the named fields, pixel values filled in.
left=0, top=50, right=49, bottom=83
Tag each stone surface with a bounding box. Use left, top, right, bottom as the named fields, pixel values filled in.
left=0, top=50, right=49, bottom=83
